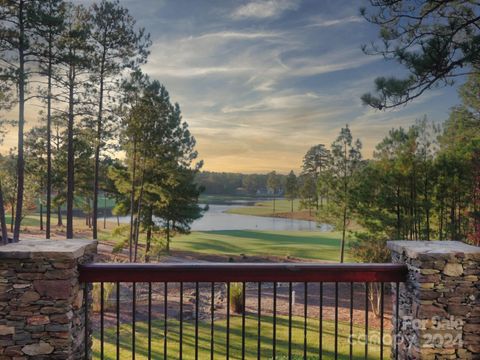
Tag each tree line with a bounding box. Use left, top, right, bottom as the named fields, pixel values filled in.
left=196, top=171, right=291, bottom=197
left=0, top=0, right=203, bottom=257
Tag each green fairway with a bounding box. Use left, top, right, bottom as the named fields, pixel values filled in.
left=226, top=199, right=303, bottom=217
left=93, top=315, right=388, bottom=359
left=175, top=230, right=350, bottom=262
left=200, top=194, right=261, bottom=204
left=5, top=214, right=42, bottom=227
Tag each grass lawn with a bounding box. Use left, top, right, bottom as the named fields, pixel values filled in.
left=5, top=214, right=44, bottom=227
left=226, top=199, right=303, bottom=217
left=174, top=230, right=351, bottom=262
left=93, top=315, right=388, bottom=359
left=200, top=194, right=261, bottom=204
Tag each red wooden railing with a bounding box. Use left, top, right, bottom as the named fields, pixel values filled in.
left=79, top=263, right=407, bottom=360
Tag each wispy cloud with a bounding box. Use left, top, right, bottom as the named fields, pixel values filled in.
left=149, top=65, right=252, bottom=78
left=307, top=15, right=363, bottom=28
left=231, top=0, right=301, bottom=20
left=220, top=92, right=339, bottom=114
left=286, top=49, right=381, bottom=77
left=192, top=31, right=281, bottom=40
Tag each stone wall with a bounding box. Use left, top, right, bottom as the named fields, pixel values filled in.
left=0, top=240, right=97, bottom=360
left=388, top=241, right=480, bottom=359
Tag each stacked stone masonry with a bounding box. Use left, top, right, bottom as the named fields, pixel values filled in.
left=388, top=241, right=480, bottom=360
left=0, top=240, right=97, bottom=360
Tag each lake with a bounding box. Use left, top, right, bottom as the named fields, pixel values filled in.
left=191, top=204, right=330, bottom=231
left=111, top=203, right=331, bottom=232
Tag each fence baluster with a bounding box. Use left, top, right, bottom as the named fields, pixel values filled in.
left=100, top=282, right=104, bottom=360
left=350, top=282, right=353, bottom=360
left=226, top=282, right=230, bottom=360
left=164, top=282, right=168, bottom=359
left=303, top=282, right=308, bottom=360
left=195, top=282, right=199, bottom=360
left=180, top=282, right=183, bottom=360
left=273, top=282, right=277, bottom=360
left=365, top=282, right=369, bottom=360
left=242, top=282, right=246, bottom=360
left=257, top=282, right=261, bottom=360
left=380, top=282, right=385, bottom=360
left=319, top=282, right=323, bottom=360
left=84, top=282, right=88, bottom=360
left=211, top=282, right=215, bottom=360
left=288, top=282, right=292, bottom=359
left=116, top=282, right=120, bottom=360
left=132, top=282, right=136, bottom=360
left=148, top=282, right=152, bottom=360
left=395, top=282, right=400, bottom=360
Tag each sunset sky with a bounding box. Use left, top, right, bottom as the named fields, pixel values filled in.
left=7, top=0, right=462, bottom=173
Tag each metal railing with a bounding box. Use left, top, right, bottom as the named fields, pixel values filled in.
left=79, top=263, right=407, bottom=360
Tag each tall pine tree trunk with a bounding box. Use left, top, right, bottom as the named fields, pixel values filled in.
left=424, top=171, right=430, bottom=241
left=92, top=54, right=106, bottom=241
left=145, top=206, right=153, bottom=263
left=166, top=220, right=170, bottom=253
left=46, top=29, right=53, bottom=240
left=13, top=0, right=26, bottom=242
left=40, top=203, right=43, bottom=231
left=340, top=205, right=347, bottom=263
left=11, top=201, right=15, bottom=232
left=57, top=205, right=63, bottom=226
left=133, top=162, right=146, bottom=262
left=0, top=182, right=9, bottom=244
left=103, top=193, right=107, bottom=229
left=128, top=140, right=137, bottom=261
left=340, top=141, right=348, bottom=263
left=66, top=61, right=75, bottom=239
left=396, top=187, right=401, bottom=239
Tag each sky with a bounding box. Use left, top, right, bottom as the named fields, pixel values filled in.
left=8, top=0, right=463, bottom=174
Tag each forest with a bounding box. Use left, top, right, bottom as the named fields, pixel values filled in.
left=283, top=73, right=480, bottom=262
left=0, top=0, right=203, bottom=256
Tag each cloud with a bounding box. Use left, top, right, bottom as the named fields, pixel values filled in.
left=307, top=15, right=363, bottom=28
left=286, top=49, right=381, bottom=77
left=192, top=31, right=281, bottom=40
left=231, top=0, right=301, bottom=20
left=220, top=92, right=339, bottom=114
left=149, top=65, right=252, bottom=78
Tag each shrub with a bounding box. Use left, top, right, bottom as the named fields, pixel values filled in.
left=229, top=282, right=244, bottom=314
left=350, top=231, right=390, bottom=317
left=92, top=282, right=116, bottom=313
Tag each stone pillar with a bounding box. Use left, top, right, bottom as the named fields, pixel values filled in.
left=388, top=241, right=480, bottom=359
left=0, top=239, right=97, bottom=359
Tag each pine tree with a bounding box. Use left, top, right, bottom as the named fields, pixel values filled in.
left=361, top=1, right=480, bottom=109
left=33, top=0, right=65, bottom=239
left=56, top=3, right=91, bottom=238
left=285, top=170, right=298, bottom=213
left=89, top=0, right=150, bottom=240
left=267, top=171, right=281, bottom=214
left=329, top=125, right=362, bottom=263
left=0, top=0, right=39, bottom=241
left=110, top=77, right=202, bottom=261
left=302, top=144, right=330, bottom=209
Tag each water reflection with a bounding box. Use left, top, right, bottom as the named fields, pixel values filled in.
left=111, top=203, right=332, bottom=232
left=190, top=204, right=331, bottom=232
